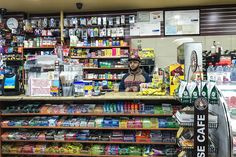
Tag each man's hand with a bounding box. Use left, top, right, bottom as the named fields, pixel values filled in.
left=125, top=87, right=131, bottom=92
left=131, top=86, right=139, bottom=92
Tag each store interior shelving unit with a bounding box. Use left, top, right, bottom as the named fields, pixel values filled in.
left=64, top=12, right=134, bottom=84
left=174, top=101, right=219, bottom=157
left=1, top=11, right=157, bottom=93
left=0, top=93, right=181, bottom=156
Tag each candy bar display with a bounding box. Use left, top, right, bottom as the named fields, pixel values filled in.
left=174, top=84, right=219, bottom=157
left=178, top=129, right=217, bottom=153
left=2, top=130, right=176, bottom=143
left=1, top=116, right=179, bottom=129
left=2, top=143, right=177, bottom=156
left=1, top=103, right=179, bottom=115
left=70, top=47, right=129, bottom=58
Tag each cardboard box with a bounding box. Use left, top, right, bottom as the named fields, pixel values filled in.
left=169, top=64, right=184, bottom=96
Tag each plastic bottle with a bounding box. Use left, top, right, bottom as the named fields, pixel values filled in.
left=216, top=41, right=223, bottom=54
left=223, top=64, right=231, bottom=83
left=215, top=63, right=223, bottom=84
left=230, top=60, right=236, bottom=83
left=211, top=41, right=216, bottom=55
left=207, top=63, right=215, bottom=82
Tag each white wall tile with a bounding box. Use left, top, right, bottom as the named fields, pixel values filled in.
left=205, top=35, right=231, bottom=51
left=157, top=56, right=177, bottom=68
left=131, top=35, right=234, bottom=68
left=231, top=35, right=236, bottom=49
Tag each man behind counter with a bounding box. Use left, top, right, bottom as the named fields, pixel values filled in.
left=119, top=54, right=151, bottom=92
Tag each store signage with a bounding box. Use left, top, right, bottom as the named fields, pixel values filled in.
left=194, top=97, right=208, bottom=157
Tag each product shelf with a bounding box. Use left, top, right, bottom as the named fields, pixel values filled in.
left=0, top=93, right=177, bottom=101
left=83, top=78, right=122, bottom=81
left=177, top=140, right=217, bottom=154
left=70, top=46, right=130, bottom=49
left=83, top=67, right=128, bottom=70
left=0, top=93, right=180, bottom=157
left=2, top=139, right=176, bottom=145
left=23, top=47, right=55, bottom=49
left=174, top=111, right=218, bottom=129
left=2, top=152, right=165, bottom=157
left=71, top=56, right=128, bottom=59
left=1, top=113, right=174, bottom=117
left=1, top=126, right=179, bottom=131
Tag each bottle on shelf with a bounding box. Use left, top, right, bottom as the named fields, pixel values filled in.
left=207, top=63, right=215, bottom=82
left=231, top=60, right=236, bottom=83
left=223, top=63, right=231, bottom=83
left=215, top=63, right=223, bottom=84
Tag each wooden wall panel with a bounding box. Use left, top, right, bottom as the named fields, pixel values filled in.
left=200, top=6, right=236, bottom=35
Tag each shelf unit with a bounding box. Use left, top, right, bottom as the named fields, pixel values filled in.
left=177, top=140, right=217, bottom=153
left=0, top=93, right=181, bottom=156
left=83, top=78, right=122, bottom=81
left=71, top=56, right=128, bottom=59
left=174, top=114, right=218, bottom=129
left=174, top=108, right=219, bottom=156
left=0, top=93, right=176, bottom=101
left=70, top=37, right=130, bottom=84
left=23, top=47, right=55, bottom=49
left=2, top=139, right=176, bottom=145
left=70, top=46, right=130, bottom=49
left=83, top=67, right=128, bottom=70
left=1, top=113, right=173, bottom=117
left=2, top=153, right=166, bottom=157
left=1, top=126, right=178, bottom=130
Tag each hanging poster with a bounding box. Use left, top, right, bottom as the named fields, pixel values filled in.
left=139, top=22, right=161, bottom=36
left=165, top=10, right=200, bottom=35
left=130, top=22, right=161, bottom=36
left=130, top=23, right=141, bottom=36
left=150, top=11, right=163, bottom=23
left=137, top=12, right=150, bottom=22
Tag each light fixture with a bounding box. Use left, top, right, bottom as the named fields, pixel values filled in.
left=76, top=2, right=83, bottom=10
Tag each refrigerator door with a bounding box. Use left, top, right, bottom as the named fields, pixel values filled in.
left=217, top=84, right=236, bottom=157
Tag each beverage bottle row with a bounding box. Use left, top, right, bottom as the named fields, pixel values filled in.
left=207, top=60, right=236, bottom=84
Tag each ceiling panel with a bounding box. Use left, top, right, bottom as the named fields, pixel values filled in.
left=0, top=0, right=236, bottom=13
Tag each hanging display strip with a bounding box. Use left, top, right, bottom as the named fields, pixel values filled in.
left=194, top=97, right=209, bottom=157
left=64, top=11, right=137, bottom=39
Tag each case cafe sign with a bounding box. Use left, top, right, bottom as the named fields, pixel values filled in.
left=194, top=97, right=208, bottom=157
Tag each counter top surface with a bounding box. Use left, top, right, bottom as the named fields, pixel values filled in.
left=0, top=92, right=176, bottom=101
